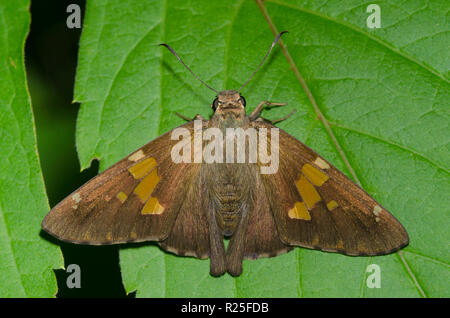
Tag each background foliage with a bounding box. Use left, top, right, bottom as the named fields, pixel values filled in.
left=0, top=0, right=448, bottom=297
left=0, top=0, right=62, bottom=297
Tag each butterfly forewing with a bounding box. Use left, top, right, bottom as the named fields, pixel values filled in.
left=42, top=121, right=201, bottom=245
left=252, top=120, right=409, bottom=256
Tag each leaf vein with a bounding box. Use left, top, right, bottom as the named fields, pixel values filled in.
left=328, top=122, right=449, bottom=174
left=265, top=0, right=449, bottom=83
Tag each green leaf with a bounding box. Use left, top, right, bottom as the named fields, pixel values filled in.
left=0, top=0, right=63, bottom=297
left=74, top=0, right=449, bottom=297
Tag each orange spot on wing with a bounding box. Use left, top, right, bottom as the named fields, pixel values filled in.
left=288, top=201, right=311, bottom=220
left=116, top=192, right=128, bottom=203
left=301, top=163, right=329, bottom=186
left=326, top=200, right=339, bottom=211
left=128, top=157, right=157, bottom=179
left=142, top=196, right=164, bottom=215
left=312, top=234, right=319, bottom=245
left=296, top=175, right=321, bottom=209
left=134, top=169, right=160, bottom=202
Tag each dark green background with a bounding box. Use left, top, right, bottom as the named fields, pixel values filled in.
left=27, top=0, right=127, bottom=297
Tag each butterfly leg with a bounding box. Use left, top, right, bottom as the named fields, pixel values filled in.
left=175, top=112, right=206, bottom=122
left=249, top=101, right=287, bottom=121
left=225, top=206, right=250, bottom=276
left=193, top=114, right=206, bottom=120
left=206, top=202, right=227, bottom=276
left=265, top=109, right=296, bottom=124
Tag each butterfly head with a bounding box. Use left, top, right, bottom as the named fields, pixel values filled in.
left=212, top=90, right=246, bottom=113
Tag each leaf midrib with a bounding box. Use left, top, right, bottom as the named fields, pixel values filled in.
left=265, top=0, right=449, bottom=84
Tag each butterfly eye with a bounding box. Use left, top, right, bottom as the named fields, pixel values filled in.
left=212, top=97, right=219, bottom=111
left=240, top=96, right=246, bottom=107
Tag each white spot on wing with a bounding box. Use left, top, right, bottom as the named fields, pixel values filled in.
left=373, top=205, right=382, bottom=216
left=128, top=150, right=145, bottom=162
left=314, top=157, right=330, bottom=169
left=72, top=193, right=81, bottom=204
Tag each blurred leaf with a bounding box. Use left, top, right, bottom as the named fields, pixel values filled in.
left=0, top=0, right=62, bottom=297
left=74, top=0, right=449, bottom=297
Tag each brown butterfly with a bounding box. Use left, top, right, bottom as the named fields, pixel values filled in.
left=42, top=32, right=409, bottom=277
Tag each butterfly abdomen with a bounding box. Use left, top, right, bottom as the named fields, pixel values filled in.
left=214, top=183, right=244, bottom=236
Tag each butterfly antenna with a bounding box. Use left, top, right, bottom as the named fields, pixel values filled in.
left=238, top=31, right=288, bottom=92
left=159, top=43, right=219, bottom=94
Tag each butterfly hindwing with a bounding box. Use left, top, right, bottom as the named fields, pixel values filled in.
left=158, top=168, right=211, bottom=259
left=252, top=120, right=409, bottom=256
left=42, top=121, right=204, bottom=245
left=243, top=169, right=292, bottom=259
